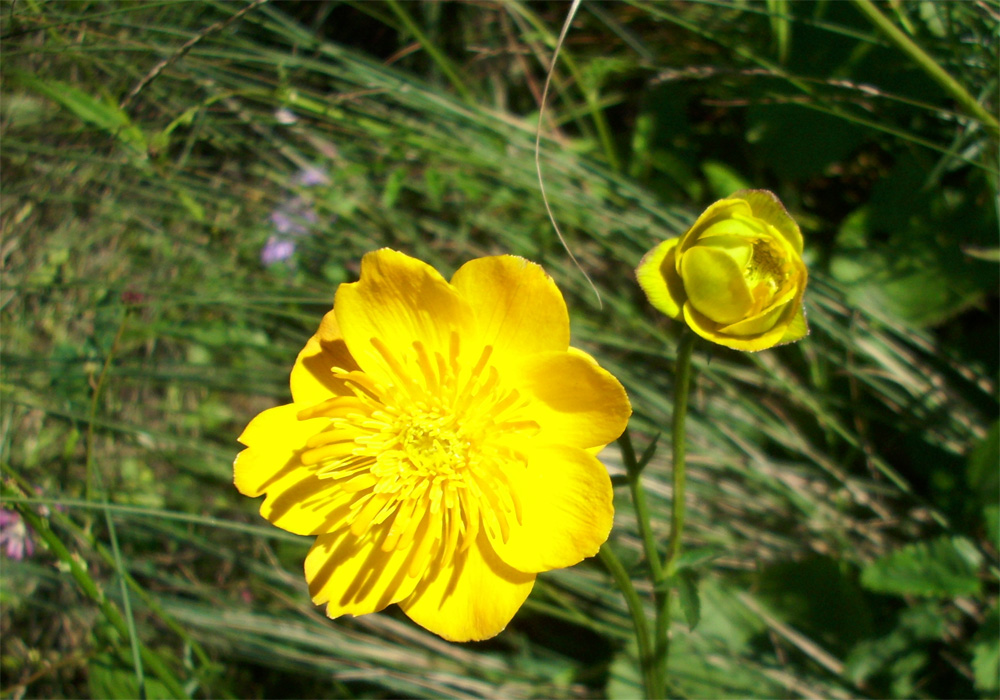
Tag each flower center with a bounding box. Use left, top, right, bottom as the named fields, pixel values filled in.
left=398, top=412, right=469, bottom=475
left=298, top=333, right=538, bottom=574
left=743, top=238, right=789, bottom=313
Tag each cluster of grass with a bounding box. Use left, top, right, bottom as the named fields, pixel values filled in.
left=1, top=1, right=997, bottom=698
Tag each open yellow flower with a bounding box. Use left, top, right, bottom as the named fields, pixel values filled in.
left=636, top=190, right=808, bottom=351
left=234, top=249, right=631, bottom=641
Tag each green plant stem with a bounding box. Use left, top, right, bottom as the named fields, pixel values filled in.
left=616, top=431, right=665, bottom=697
left=619, top=432, right=665, bottom=584
left=656, top=329, right=697, bottom=697
left=599, top=546, right=656, bottom=698
left=851, top=0, right=999, bottom=141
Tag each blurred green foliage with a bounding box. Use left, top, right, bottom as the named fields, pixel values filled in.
left=1, top=1, right=997, bottom=698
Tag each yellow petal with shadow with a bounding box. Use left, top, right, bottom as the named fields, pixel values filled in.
left=334, top=249, right=475, bottom=387
left=489, top=444, right=613, bottom=573
left=399, top=531, right=535, bottom=642
left=290, top=310, right=363, bottom=406
left=234, top=404, right=360, bottom=535
left=306, top=520, right=426, bottom=619
left=683, top=302, right=791, bottom=353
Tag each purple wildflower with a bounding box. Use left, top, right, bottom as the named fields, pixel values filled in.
left=261, top=167, right=329, bottom=267
left=261, top=236, right=297, bottom=266
left=292, top=167, right=330, bottom=187
left=0, top=508, right=34, bottom=560
left=269, top=197, right=318, bottom=237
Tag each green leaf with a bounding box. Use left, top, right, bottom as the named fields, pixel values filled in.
left=844, top=603, right=946, bottom=693
left=829, top=153, right=998, bottom=327
left=963, top=246, right=1000, bottom=262
left=968, top=422, right=999, bottom=495
left=88, top=653, right=176, bottom=700
left=701, top=161, right=752, bottom=201
left=382, top=168, right=407, bottom=209
left=972, top=608, right=1000, bottom=694
left=755, top=556, right=874, bottom=655
left=636, top=433, right=660, bottom=470
left=677, top=569, right=701, bottom=631
left=968, top=422, right=1000, bottom=548
left=12, top=70, right=148, bottom=165
left=984, top=505, right=999, bottom=551
left=672, top=546, right=723, bottom=572
left=861, top=536, right=983, bottom=598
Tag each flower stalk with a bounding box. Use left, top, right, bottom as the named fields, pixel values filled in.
left=598, top=545, right=657, bottom=697
left=616, top=431, right=665, bottom=697
left=614, top=329, right=696, bottom=699
left=655, top=329, right=697, bottom=696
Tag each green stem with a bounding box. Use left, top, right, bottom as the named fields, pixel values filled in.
left=851, top=0, right=999, bottom=141
left=599, top=546, right=656, bottom=698
left=619, top=432, right=665, bottom=583
left=616, top=431, right=664, bottom=697
left=656, top=330, right=697, bottom=698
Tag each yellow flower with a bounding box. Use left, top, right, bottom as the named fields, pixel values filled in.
left=636, top=190, right=809, bottom=351
left=234, top=249, right=631, bottom=641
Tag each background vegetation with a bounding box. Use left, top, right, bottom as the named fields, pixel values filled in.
left=1, top=1, right=997, bottom=697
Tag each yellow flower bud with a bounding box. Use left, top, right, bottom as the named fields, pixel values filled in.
left=636, top=190, right=808, bottom=352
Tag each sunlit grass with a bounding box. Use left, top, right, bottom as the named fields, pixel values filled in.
left=2, top=1, right=996, bottom=698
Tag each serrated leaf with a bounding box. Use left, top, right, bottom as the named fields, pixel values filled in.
left=844, top=603, right=945, bottom=690
left=861, top=536, right=982, bottom=598
left=677, top=569, right=701, bottom=631
left=672, top=546, right=723, bottom=573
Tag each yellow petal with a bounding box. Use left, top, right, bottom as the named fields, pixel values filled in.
left=778, top=304, right=809, bottom=344
left=696, top=217, right=762, bottom=244
left=511, top=351, right=631, bottom=450
left=680, top=246, right=753, bottom=325
left=306, top=526, right=423, bottom=618
left=234, top=404, right=355, bottom=535
left=683, top=302, right=789, bottom=352
left=635, top=238, right=685, bottom=319
left=398, top=531, right=535, bottom=641
left=718, top=300, right=790, bottom=336
left=450, top=256, right=570, bottom=371
left=290, top=310, right=363, bottom=406
left=679, top=198, right=753, bottom=255
left=731, top=189, right=803, bottom=255
left=334, top=249, right=475, bottom=386
left=489, top=445, right=613, bottom=573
